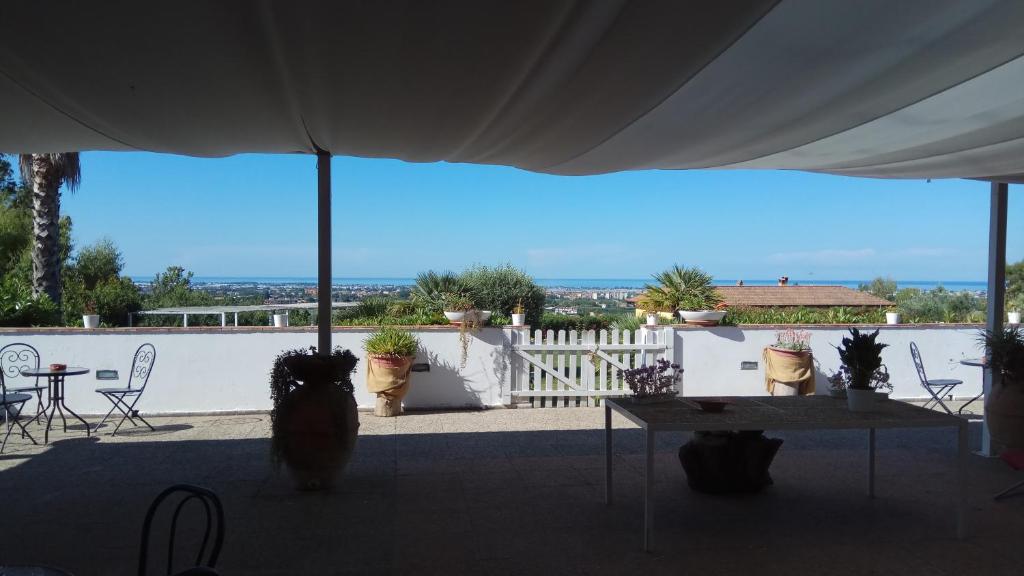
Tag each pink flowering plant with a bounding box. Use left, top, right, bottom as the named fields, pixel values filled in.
left=773, top=329, right=812, bottom=352
left=623, top=358, right=682, bottom=398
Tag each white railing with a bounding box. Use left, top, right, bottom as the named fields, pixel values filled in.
left=504, top=327, right=675, bottom=407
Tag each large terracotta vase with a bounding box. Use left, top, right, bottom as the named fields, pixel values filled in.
left=367, top=355, right=414, bottom=417
left=987, top=379, right=1024, bottom=450
left=279, top=382, right=359, bottom=490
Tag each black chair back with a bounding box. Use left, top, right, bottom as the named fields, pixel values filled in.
left=138, top=484, right=224, bottom=576
left=128, top=343, right=157, bottom=391
left=0, top=342, right=40, bottom=395
left=910, top=342, right=929, bottom=384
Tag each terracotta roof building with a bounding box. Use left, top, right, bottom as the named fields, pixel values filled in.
left=715, top=286, right=892, bottom=308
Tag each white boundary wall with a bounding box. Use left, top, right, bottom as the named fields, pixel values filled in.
left=0, top=325, right=983, bottom=415
left=674, top=326, right=983, bottom=400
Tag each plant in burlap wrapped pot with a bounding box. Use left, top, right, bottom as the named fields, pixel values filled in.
left=981, top=326, right=1024, bottom=450
left=270, top=346, right=360, bottom=491
left=764, top=329, right=814, bottom=397
left=363, top=326, right=420, bottom=417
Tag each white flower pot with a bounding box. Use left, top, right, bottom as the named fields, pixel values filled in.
left=511, top=313, right=526, bottom=326
left=444, top=311, right=465, bottom=323
left=273, top=313, right=289, bottom=327
left=885, top=312, right=900, bottom=325
left=1009, top=311, right=1021, bottom=325
left=646, top=313, right=658, bottom=326
left=82, top=314, right=100, bottom=329
left=478, top=310, right=492, bottom=323
left=846, top=388, right=877, bottom=412
left=678, top=310, right=726, bottom=325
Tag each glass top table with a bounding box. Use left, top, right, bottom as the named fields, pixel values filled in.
left=604, top=395, right=967, bottom=552
left=20, top=366, right=91, bottom=443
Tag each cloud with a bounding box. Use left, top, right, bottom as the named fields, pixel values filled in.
left=767, top=248, right=876, bottom=264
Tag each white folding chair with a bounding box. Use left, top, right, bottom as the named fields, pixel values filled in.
left=910, top=342, right=962, bottom=414
left=93, top=343, right=156, bottom=435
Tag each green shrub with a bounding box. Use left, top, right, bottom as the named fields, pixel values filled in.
left=363, top=326, right=419, bottom=357
left=460, top=264, right=545, bottom=326
left=0, top=276, right=59, bottom=326
left=538, top=313, right=614, bottom=333
left=412, top=270, right=468, bottom=313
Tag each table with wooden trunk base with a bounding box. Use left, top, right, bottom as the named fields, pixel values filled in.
left=604, top=395, right=967, bottom=552
left=20, top=366, right=91, bottom=443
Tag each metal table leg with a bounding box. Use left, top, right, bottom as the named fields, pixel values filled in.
left=643, top=428, right=654, bottom=552
left=605, top=402, right=613, bottom=505
left=957, top=421, right=968, bottom=539
left=867, top=428, right=876, bottom=498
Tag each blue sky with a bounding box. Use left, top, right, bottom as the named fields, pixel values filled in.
left=62, top=152, right=1022, bottom=281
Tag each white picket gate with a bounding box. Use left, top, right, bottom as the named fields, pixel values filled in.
left=502, top=326, right=675, bottom=407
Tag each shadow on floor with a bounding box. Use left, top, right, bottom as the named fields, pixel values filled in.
left=1, top=420, right=1022, bottom=576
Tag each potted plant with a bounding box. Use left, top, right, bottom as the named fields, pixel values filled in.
left=638, top=265, right=725, bottom=325
left=885, top=307, right=901, bottom=325
left=622, top=358, right=682, bottom=403
left=645, top=311, right=659, bottom=326
left=1008, top=296, right=1022, bottom=325
left=764, top=329, right=814, bottom=396
left=511, top=300, right=527, bottom=327
left=363, top=326, right=420, bottom=417
left=832, top=328, right=892, bottom=412
left=82, top=301, right=100, bottom=328
left=980, top=326, right=1024, bottom=449
left=442, top=293, right=474, bottom=324
left=270, top=346, right=360, bottom=490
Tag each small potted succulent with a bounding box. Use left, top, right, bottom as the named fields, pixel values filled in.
left=623, top=358, right=682, bottom=403
left=363, top=326, right=420, bottom=417
left=511, top=300, right=527, bottom=327
left=832, top=328, right=892, bottom=411
left=82, top=301, right=100, bottom=329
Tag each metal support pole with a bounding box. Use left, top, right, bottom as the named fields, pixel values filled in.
left=317, top=152, right=332, bottom=357
left=981, top=182, right=1008, bottom=457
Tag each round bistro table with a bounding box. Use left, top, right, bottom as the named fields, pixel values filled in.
left=20, top=366, right=91, bottom=443
left=958, top=358, right=986, bottom=415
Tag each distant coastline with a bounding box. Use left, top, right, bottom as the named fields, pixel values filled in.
left=128, top=276, right=989, bottom=292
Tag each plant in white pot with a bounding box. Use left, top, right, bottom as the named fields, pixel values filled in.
left=980, top=326, right=1024, bottom=449
left=442, top=293, right=474, bottom=325
left=885, top=307, right=901, bottom=325
left=832, top=328, right=892, bottom=412
left=363, top=326, right=420, bottom=417
left=639, top=265, right=725, bottom=326
left=1007, top=296, right=1022, bottom=325
left=82, top=301, right=100, bottom=328
left=511, top=300, right=527, bottom=327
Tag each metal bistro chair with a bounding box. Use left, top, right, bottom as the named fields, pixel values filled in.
left=0, top=342, right=47, bottom=422
left=139, top=484, right=224, bottom=576
left=1, top=358, right=38, bottom=453
left=910, top=342, right=963, bottom=414
left=94, top=343, right=156, bottom=435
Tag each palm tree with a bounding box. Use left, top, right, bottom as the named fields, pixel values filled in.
left=18, top=153, right=80, bottom=306
left=639, top=264, right=722, bottom=312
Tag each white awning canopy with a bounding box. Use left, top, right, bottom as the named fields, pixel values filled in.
left=2, top=0, right=1023, bottom=181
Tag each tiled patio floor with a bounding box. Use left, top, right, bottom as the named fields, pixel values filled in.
left=1, top=402, right=1021, bottom=575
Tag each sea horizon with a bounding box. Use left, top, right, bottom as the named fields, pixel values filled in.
left=128, top=275, right=990, bottom=292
